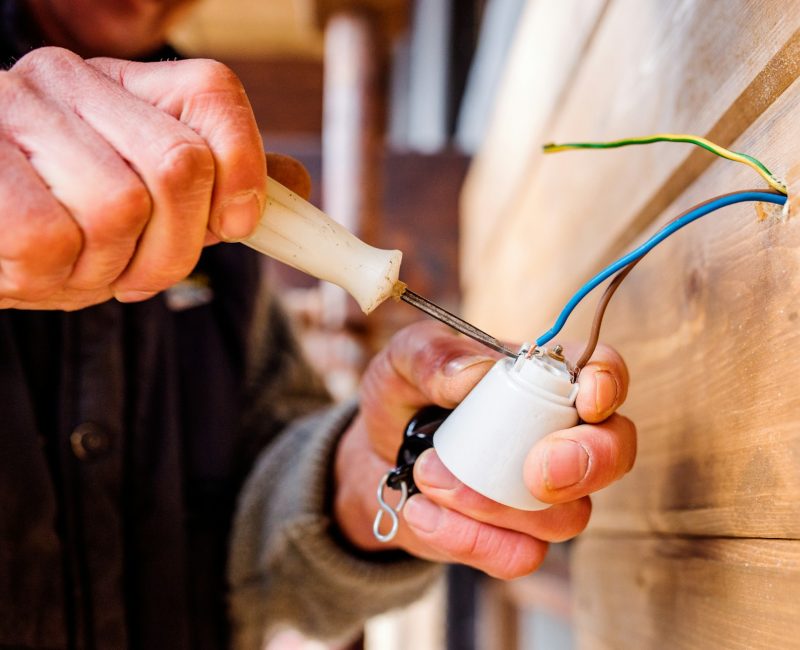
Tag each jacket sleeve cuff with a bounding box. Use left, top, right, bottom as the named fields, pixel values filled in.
left=228, top=399, right=441, bottom=647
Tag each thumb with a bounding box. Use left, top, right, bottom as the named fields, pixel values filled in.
left=265, top=152, right=313, bottom=201
left=360, top=321, right=498, bottom=460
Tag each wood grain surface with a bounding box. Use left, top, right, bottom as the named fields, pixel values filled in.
left=564, top=74, right=800, bottom=539
left=462, top=0, right=800, bottom=339
left=573, top=536, right=800, bottom=649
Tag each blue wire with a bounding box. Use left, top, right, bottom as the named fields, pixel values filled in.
left=535, top=190, right=787, bottom=347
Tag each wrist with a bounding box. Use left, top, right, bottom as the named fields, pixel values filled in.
left=333, top=415, right=398, bottom=553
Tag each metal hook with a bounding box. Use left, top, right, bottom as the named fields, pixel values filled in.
left=373, top=471, right=408, bottom=543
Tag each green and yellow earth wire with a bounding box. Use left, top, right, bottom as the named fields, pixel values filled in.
left=543, top=133, right=787, bottom=194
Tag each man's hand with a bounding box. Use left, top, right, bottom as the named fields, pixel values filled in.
left=0, top=47, right=267, bottom=310
left=334, top=322, right=635, bottom=579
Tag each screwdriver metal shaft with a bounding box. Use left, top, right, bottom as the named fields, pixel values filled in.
left=399, top=287, right=517, bottom=359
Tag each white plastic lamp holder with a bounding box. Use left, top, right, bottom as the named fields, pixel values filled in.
left=433, top=351, right=580, bottom=510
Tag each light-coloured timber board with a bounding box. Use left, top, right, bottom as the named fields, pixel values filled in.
left=462, top=0, right=800, bottom=338
left=459, top=0, right=608, bottom=288
left=573, top=536, right=800, bottom=649
left=170, top=0, right=324, bottom=59
left=560, top=73, right=800, bottom=539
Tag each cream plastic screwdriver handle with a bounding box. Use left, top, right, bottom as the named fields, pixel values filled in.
left=242, top=177, right=403, bottom=314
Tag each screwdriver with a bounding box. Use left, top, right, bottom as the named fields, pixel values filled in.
left=239, top=177, right=516, bottom=359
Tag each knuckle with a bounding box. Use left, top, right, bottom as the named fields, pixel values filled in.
left=189, top=59, right=244, bottom=94
left=40, top=222, right=83, bottom=268
left=398, top=322, right=477, bottom=374
left=156, top=138, right=214, bottom=191
left=112, top=177, right=152, bottom=226
left=431, top=511, right=549, bottom=580
left=544, top=498, right=593, bottom=542
left=116, top=255, right=198, bottom=295
left=0, top=274, right=51, bottom=301
left=83, top=177, right=151, bottom=245
left=14, top=46, right=82, bottom=76
left=452, top=521, right=484, bottom=559
left=0, top=222, right=80, bottom=299
left=8, top=213, right=81, bottom=264
left=451, top=520, right=511, bottom=564
left=487, top=537, right=547, bottom=580
left=0, top=69, right=31, bottom=102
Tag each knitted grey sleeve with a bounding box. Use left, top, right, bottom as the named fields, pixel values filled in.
left=227, top=401, right=441, bottom=648
left=227, top=285, right=440, bottom=648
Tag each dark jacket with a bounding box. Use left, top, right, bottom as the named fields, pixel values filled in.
left=0, top=244, right=315, bottom=649
left=0, top=15, right=324, bottom=645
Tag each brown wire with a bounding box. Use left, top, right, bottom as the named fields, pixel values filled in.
left=571, top=189, right=784, bottom=376
left=573, top=259, right=639, bottom=372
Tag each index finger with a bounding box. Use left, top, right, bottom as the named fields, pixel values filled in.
left=88, top=57, right=267, bottom=242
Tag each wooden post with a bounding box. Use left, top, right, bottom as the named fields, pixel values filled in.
left=321, top=9, right=383, bottom=330
left=316, top=9, right=386, bottom=396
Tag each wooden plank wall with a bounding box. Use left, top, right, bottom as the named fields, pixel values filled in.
left=460, top=1, right=800, bottom=647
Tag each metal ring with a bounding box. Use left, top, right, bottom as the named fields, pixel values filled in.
left=372, top=471, right=408, bottom=543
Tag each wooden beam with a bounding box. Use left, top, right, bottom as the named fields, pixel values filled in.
left=458, top=1, right=800, bottom=646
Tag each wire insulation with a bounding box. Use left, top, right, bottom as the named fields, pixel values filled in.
left=536, top=190, right=787, bottom=349
left=573, top=260, right=638, bottom=373
left=543, top=134, right=787, bottom=194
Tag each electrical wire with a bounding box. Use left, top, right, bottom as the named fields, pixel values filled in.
left=572, top=259, right=638, bottom=373
left=574, top=194, right=736, bottom=370
left=535, top=190, right=787, bottom=353
left=543, top=134, right=787, bottom=194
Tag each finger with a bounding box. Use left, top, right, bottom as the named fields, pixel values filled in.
left=361, top=321, right=499, bottom=460
left=89, top=57, right=266, bottom=242
left=266, top=152, right=312, bottom=200
left=413, top=449, right=592, bottom=542
left=563, top=342, right=629, bottom=422
left=1, top=287, right=113, bottom=311
left=402, top=495, right=549, bottom=580
left=388, top=321, right=500, bottom=408
left=2, top=58, right=150, bottom=292
left=15, top=49, right=217, bottom=300
left=523, top=414, right=637, bottom=504
left=203, top=153, right=312, bottom=247
left=0, top=138, right=82, bottom=300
